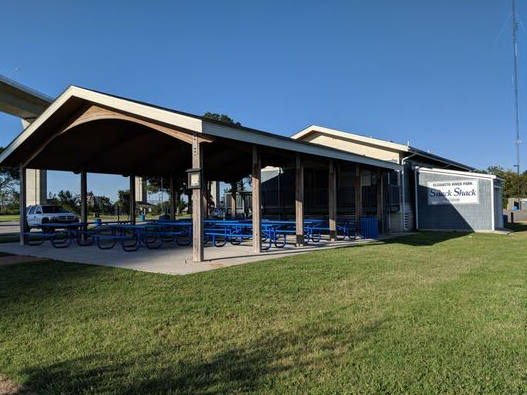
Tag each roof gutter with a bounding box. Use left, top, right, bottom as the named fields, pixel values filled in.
left=408, top=148, right=474, bottom=171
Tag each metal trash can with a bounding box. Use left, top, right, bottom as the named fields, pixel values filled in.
left=139, top=214, right=146, bottom=221
left=503, top=214, right=508, bottom=225
left=94, top=218, right=102, bottom=226
left=360, top=216, right=379, bottom=239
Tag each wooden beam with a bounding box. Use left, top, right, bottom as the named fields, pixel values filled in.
left=354, top=165, right=362, bottom=218
left=19, top=166, right=26, bottom=246
left=203, top=178, right=209, bottom=219
left=169, top=176, right=176, bottom=220
left=252, top=145, right=262, bottom=253
left=210, top=181, right=220, bottom=208
left=129, top=176, right=136, bottom=224
left=231, top=183, right=237, bottom=219
left=328, top=160, right=337, bottom=241
left=64, top=105, right=214, bottom=144
left=376, top=169, right=384, bottom=233
left=192, top=134, right=204, bottom=262
left=295, top=153, right=304, bottom=246
left=80, top=171, right=88, bottom=224
left=22, top=104, right=91, bottom=168
left=80, top=171, right=88, bottom=242
left=23, top=104, right=213, bottom=168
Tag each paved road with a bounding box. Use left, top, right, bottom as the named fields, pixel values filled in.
left=0, top=221, right=19, bottom=235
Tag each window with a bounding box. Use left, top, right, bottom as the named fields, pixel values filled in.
left=35, top=207, right=42, bottom=214
left=27, top=206, right=35, bottom=215
left=41, top=206, right=67, bottom=214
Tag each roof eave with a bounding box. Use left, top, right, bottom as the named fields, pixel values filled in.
left=0, top=88, right=401, bottom=171
left=292, top=125, right=410, bottom=153
left=203, top=121, right=401, bottom=170
left=407, top=147, right=474, bottom=171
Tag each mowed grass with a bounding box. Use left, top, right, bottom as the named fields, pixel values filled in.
left=0, top=230, right=526, bottom=393
left=0, top=214, right=19, bottom=222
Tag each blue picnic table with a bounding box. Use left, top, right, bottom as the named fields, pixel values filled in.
left=25, top=222, right=92, bottom=248
left=23, top=217, right=361, bottom=252
left=94, top=222, right=190, bottom=251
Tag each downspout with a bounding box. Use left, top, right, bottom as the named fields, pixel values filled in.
left=277, top=168, right=281, bottom=219
left=400, top=153, right=418, bottom=231
left=414, top=167, right=419, bottom=230
left=490, top=177, right=495, bottom=231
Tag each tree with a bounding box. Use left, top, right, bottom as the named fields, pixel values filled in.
left=203, top=112, right=242, bottom=127
left=47, top=190, right=80, bottom=213
left=486, top=165, right=527, bottom=208
left=145, top=176, right=188, bottom=214
left=145, top=176, right=168, bottom=195
left=116, top=190, right=130, bottom=214
left=90, top=194, right=113, bottom=216
left=0, top=147, right=19, bottom=213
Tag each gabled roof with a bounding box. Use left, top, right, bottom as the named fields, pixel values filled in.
left=292, top=125, right=410, bottom=153
left=0, top=86, right=401, bottom=172
left=292, top=125, right=474, bottom=171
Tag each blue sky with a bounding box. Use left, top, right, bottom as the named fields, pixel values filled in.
left=0, top=1, right=524, bottom=201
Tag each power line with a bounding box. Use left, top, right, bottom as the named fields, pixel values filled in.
left=512, top=0, right=521, bottom=180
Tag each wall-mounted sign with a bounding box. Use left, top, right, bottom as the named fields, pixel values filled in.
left=427, top=179, right=479, bottom=205
left=186, top=168, right=202, bottom=189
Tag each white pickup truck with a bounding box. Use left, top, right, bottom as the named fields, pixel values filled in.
left=26, top=205, right=79, bottom=230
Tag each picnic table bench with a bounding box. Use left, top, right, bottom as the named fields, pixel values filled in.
left=25, top=222, right=94, bottom=248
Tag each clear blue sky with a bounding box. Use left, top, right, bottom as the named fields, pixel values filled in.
left=0, top=1, right=524, bottom=201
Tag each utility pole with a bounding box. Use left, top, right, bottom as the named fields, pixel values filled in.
left=512, top=0, right=522, bottom=205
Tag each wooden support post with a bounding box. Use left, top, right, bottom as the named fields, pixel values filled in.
left=376, top=169, right=384, bottom=233
left=192, top=134, right=204, bottom=262
left=354, top=165, right=362, bottom=219
left=252, top=146, right=262, bottom=253
left=19, top=166, right=26, bottom=246
left=210, top=181, right=220, bottom=208
left=295, top=153, right=304, bottom=246
left=186, top=191, right=191, bottom=214
left=231, top=183, right=237, bottom=219
left=169, top=176, right=176, bottom=220
left=80, top=171, right=88, bottom=225
left=203, top=179, right=209, bottom=219
left=129, top=175, right=136, bottom=224
left=328, top=160, right=337, bottom=241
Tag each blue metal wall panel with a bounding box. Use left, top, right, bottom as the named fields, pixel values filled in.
left=416, top=170, right=493, bottom=231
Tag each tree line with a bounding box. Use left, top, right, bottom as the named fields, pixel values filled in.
left=484, top=166, right=526, bottom=208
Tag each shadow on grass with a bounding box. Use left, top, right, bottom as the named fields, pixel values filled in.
left=19, top=317, right=387, bottom=393
left=379, top=223, right=527, bottom=248
left=381, top=231, right=471, bottom=247
left=504, top=222, right=527, bottom=233
left=0, top=235, right=20, bottom=244
left=0, top=261, right=123, bottom=317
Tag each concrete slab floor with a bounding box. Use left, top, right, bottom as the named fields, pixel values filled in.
left=0, top=237, right=382, bottom=275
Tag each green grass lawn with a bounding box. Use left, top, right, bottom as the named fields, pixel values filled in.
left=0, top=214, right=19, bottom=222
left=0, top=230, right=526, bottom=393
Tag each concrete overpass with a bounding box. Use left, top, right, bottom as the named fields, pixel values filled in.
left=0, top=74, right=52, bottom=205
left=0, top=75, right=147, bottom=205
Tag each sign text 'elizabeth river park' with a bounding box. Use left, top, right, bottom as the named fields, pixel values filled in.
left=427, top=179, right=479, bottom=205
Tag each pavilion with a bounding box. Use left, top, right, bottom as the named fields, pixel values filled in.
left=0, top=86, right=400, bottom=262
